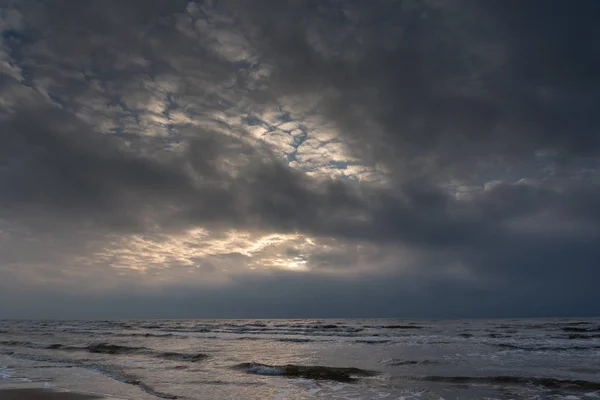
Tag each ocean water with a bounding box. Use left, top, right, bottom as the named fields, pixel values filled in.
left=0, top=319, right=599, bottom=399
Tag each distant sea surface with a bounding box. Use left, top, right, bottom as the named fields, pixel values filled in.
left=1, top=318, right=599, bottom=399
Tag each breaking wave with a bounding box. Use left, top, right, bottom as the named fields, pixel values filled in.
left=87, top=343, right=146, bottom=354
left=233, top=362, right=378, bottom=382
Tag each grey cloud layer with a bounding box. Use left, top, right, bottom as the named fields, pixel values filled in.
left=0, top=0, right=599, bottom=317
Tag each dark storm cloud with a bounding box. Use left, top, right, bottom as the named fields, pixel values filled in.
left=4, top=100, right=595, bottom=250
left=1, top=108, right=190, bottom=230
left=219, top=0, right=600, bottom=302
left=1, top=0, right=600, bottom=317
left=0, top=102, right=351, bottom=234
left=223, top=0, right=600, bottom=179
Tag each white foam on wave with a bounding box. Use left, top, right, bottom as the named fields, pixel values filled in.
left=0, top=363, right=30, bottom=383
left=0, top=365, right=14, bottom=380
left=0, top=362, right=34, bottom=384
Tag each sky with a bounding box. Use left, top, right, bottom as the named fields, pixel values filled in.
left=1, top=0, right=599, bottom=319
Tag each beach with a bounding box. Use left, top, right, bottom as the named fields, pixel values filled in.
left=0, top=389, right=115, bottom=400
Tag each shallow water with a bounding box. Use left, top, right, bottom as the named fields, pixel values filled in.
left=1, top=318, right=599, bottom=399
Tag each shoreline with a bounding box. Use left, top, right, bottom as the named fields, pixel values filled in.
left=0, top=389, right=119, bottom=400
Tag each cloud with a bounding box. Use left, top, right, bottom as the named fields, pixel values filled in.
left=225, top=0, right=600, bottom=180
left=0, top=0, right=599, bottom=317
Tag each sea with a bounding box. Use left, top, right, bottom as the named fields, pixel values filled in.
left=0, top=319, right=599, bottom=400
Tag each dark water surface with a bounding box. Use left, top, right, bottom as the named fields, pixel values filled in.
left=1, top=319, right=599, bottom=399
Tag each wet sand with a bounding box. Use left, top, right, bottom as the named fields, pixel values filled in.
left=0, top=389, right=118, bottom=400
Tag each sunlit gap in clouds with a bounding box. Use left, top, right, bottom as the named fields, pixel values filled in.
left=95, top=229, right=317, bottom=278
left=286, top=257, right=309, bottom=271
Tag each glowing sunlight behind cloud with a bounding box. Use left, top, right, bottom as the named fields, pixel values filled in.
left=90, top=230, right=318, bottom=278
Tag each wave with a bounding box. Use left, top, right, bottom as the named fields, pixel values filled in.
left=54, top=322, right=368, bottom=335
left=137, top=324, right=164, bottom=329
left=0, top=341, right=147, bottom=354
left=1, top=341, right=208, bottom=363
left=167, top=365, right=189, bottom=370
left=112, top=332, right=187, bottom=339
left=519, top=321, right=594, bottom=330
left=157, top=352, right=208, bottom=362
left=497, top=343, right=600, bottom=351
left=567, top=333, right=600, bottom=340
left=386, top=359, right=438, bottom=366
left=355, top=339, right=390, bottom=344
left=488, top=333, right=512, bottom=338
left=367, top=325, right=423, bottom=330
left=137, top=382, right=178, bottom=399
left=313, top=324, right=340, bottom=329
left=0, top=341, right=73, bottom=350
left=414, top=375, right=600, bottom=391
left=563, top=326, right=600, bottom=333
left=87, top=343, right=146, bottom=355
left=275, top=338, right=314, bottom=343
left=1, top=340, right=31, bottom=347
left=85, top=344, right=209, bottom=362
left=233, top=362, right=378, bottom=382
left=85, top=362, right=178, bottom=399
left=48, top=330, right=188, bottom=339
